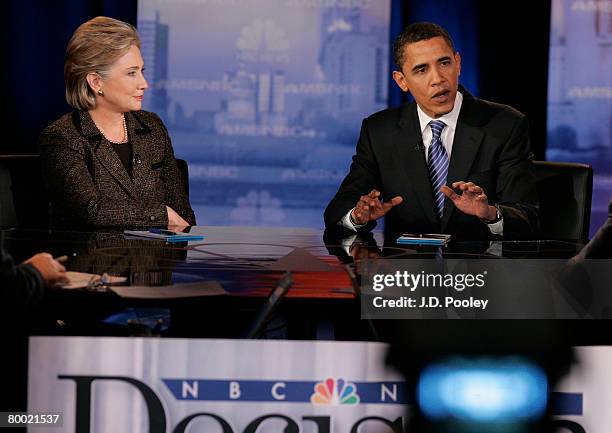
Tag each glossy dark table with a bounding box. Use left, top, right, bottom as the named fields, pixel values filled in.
left=4, top=226, right=364, bottom=340
left=2, top=226, right=595, bottom=341
left=3, top=225, right=588, bottom=294
left=2, top=226, right=605, bottom=426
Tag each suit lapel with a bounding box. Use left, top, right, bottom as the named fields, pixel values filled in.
left=441, top=90, right=485, bottom=230
left=125, top=112, right=151, bottom=189
left=78, top=111, right=138, bottom=199
left=395, top=103, right=439, bottom=226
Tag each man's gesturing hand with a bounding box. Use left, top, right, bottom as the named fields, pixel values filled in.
left=440, top=182, right=498, bottom=222
left=350, top=189, right=403, bottom=226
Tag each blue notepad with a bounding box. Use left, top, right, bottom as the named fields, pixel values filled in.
left=396, top=233, right=451, bottom=246
left=124, top=229, right=205, bottom=243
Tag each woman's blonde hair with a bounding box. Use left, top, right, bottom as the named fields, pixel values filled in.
left=64, top=16, right=140, bottom=110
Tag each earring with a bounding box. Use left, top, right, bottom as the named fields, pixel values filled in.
left=97, top=89, right=104, bottom=96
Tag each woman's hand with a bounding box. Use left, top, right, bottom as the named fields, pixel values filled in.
left=166, top=206, right=190, bottom=229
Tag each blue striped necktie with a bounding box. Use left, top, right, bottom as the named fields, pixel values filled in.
left=427, top=120, right=449, bottom=219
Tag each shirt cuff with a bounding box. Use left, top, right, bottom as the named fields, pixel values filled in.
left=341, top=235, right=358, bottom=256
left=339, top=208, right=366, bottom=231
left=487, top=217, right=504, bottom=236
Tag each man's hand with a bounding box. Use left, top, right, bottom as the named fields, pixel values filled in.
left=350, top=242, right=383, bottom=275
left=349, top=242, right=382, bottom=261
left=351, top=189, right=403, bottom=226
left=24, top=253, right=68, bottom=287
left=166, top=206, right=190, bottom=228
left=441, top=182, right=498, bottom=221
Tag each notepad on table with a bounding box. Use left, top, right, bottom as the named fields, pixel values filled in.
left=124, top=229, right=205, bottom=242
left=396, top=233, right=451, bottom=246
left=61, top=272, right=127, bottom=289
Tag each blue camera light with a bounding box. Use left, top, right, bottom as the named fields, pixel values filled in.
left=417, top=357, right=548, bottom=423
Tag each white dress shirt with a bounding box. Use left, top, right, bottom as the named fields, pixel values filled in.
left=341, top=91, right=503, bottom=235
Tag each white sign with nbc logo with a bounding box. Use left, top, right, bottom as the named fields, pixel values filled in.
left=311, top=378, right=360, bottom=405
left=28, top=337, right=407, bottom=433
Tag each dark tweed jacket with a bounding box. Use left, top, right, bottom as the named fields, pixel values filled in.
left=38, top=110, right=196, bottom=227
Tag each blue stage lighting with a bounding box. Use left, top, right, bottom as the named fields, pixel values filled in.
left=417, top=357, right=548, bottom=423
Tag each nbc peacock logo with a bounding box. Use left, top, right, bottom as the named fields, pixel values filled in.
left=236, top=19, right=289, bottom=52
left=310, top=378, right=360, bottom=405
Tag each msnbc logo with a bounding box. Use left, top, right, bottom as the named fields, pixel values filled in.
left=311, top=378, right=360, bottom=405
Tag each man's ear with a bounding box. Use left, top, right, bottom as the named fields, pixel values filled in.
left=392, top=70, right=409, bottom=93
left=86, top=72, right=102, bottom=94
left=454, top=51, right=461, bottom=76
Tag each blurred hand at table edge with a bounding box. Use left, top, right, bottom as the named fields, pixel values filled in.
left=24, top=253, right=68, bottom=287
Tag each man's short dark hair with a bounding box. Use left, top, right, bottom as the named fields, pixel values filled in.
left=393, top=22, right=455, bottom=70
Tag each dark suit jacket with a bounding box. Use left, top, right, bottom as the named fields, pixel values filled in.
left=324, top=88, right=539, bottom=240
left=0, top=232, right=44, bottom=307
left=39, top=110, right=196, bottom=228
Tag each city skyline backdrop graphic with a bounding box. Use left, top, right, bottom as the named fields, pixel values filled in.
left=547, top=0, right=612, bottom=235
left=138, top=0, right=391, bottom=228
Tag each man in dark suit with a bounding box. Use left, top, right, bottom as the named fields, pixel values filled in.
left=0, top=233, right=67, bottom=424
left=0, top=232, right=67, bottom=306
left=324, top=22, right=539, bottom=240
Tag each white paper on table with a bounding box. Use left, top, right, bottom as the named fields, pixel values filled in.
left=61, top=272, right=127, bottom=289
left=109, top=281, right=226, bottom=298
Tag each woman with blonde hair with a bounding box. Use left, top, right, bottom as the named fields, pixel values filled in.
left=39, top=16, right=195, bottom=228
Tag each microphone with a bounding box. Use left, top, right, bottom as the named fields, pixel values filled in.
left=244, top=272, right=293, bottom=339
left=133, top=153, right=142, bottom=165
